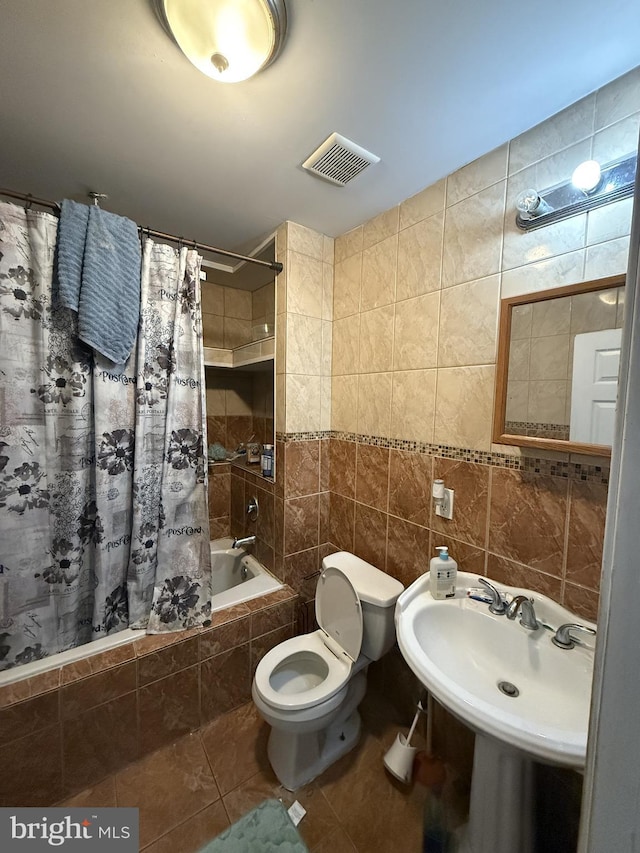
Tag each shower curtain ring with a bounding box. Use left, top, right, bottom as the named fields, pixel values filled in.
left=24, top=194, right=33, bottom=212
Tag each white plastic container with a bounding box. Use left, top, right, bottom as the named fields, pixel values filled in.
left=429, top=545, right=457, bottom=600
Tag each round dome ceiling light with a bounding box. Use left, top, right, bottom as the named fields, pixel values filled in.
left=158, top=0, right=287, bottom=83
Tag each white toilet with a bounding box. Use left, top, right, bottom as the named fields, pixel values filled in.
left=252, top=551, right=404, bottom=790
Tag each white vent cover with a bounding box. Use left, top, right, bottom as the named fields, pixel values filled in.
left=302, top=132, right=380, bottom=186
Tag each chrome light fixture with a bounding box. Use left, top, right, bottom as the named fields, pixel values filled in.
left=157, top=0, right=287, bottom=83
left=515, top=153, right=637, bottom=231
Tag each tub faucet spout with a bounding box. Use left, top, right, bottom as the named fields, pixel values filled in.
left=232, top=535, right=256, bottom=549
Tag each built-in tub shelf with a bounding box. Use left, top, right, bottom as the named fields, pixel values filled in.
left=229, top=456, right=275, bottom=479
left=204, top=337, right=274, bottom=372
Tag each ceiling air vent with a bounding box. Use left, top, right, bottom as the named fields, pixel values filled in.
left=302, top=132, right=380, bottom=186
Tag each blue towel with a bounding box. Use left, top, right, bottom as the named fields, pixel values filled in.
left=55, top=200, right=141, bottom=365
left=56, top=199, right=90, bottom=311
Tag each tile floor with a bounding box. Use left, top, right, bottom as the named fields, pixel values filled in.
left=61, top=688, right=436, bottom=852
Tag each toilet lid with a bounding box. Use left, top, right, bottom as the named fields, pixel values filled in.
left=315, top=566, right=363, bottom=662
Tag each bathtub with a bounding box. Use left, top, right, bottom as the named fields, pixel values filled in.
left=0, top=537, right=283, bottom=687
left=209, top=537, right=283, bottom=613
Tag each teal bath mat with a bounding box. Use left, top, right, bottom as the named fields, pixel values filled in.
left=196, top=799, right=310, bottom=853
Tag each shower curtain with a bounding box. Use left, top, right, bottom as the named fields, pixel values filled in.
left=0, top=202, right=211, bottom=671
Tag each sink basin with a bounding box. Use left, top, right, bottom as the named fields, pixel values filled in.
left=395, top=571, right=596, bottom=768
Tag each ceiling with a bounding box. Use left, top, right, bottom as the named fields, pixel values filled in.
left=1, top=0, right=639, bottom=260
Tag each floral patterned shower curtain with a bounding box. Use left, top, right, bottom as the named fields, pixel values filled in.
left=0, top=203, right=211, bottom=671
left=129, top=240, right=211, bottom=632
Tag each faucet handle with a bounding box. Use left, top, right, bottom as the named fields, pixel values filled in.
left=246, top=496, right=259, bottom=519
left=477, top=577, right=507, bottom=615
left=552, top=623, right=597, bottom=649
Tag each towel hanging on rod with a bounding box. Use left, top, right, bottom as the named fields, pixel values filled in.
left=0, top=187, right=283, bottom=273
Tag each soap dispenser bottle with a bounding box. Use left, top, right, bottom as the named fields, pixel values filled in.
left=429, top=546, right=457, bottom=600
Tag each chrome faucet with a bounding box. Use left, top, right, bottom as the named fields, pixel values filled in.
left=552, top=623, right=597, bottom=649
left=506, top=595, right=539, bottom=630
left=232, top=535, right=256, bottom=549
left=477, top=577, right=507, bottom=615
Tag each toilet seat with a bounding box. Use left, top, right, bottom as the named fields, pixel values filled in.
left=253, top=566, right=363, bottom=713
left=254, top=630, right=352, bottom=711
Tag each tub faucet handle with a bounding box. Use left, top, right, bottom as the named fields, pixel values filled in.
left=247, top=496, right=259, bottom=520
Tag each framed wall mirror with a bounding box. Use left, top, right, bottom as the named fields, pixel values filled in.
left=493, top=274, right=625, bottom=456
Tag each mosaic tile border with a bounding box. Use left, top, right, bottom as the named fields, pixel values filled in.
left=505, top=420, right=570, bottom=441
left=276, top=431, right=328, bottom=442
left=278, top=430, right=610, bottom=484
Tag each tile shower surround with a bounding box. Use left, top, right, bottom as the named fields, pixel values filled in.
left=0, top=587, right=296, bottom=808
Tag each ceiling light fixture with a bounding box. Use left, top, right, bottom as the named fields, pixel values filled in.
left=157, top=0, right=287, bottom=83
left=516, top=153, right=637, bottom=231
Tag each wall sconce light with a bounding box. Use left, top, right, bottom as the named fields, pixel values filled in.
left=571, top=159, right=602, bottom=194
left=157, top=0, right=287, bottom=83
left=516, top=153, right=637, bottom=231
left=432, top=479, right=454, bottom=520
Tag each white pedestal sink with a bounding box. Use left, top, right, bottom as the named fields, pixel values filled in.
left=395, top=572, right=596, bottom=853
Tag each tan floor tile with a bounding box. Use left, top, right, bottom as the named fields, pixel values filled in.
left=58, top=775, right=117, bottom=808
left=221, top=773, right=285, bottom=836
left=310, top=825, right=358, bottom=852
left=317, top=728, right=425, bottom=853
left=115, top=733, right=220, bottom=848
left=55, top=689, right=429, bottom=853
left=141, top=801, right=230, bottom=853
left=201, top=702, right=271, bottom=796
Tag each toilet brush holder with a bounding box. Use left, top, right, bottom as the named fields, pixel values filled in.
left=383, top=732, right=418, bottom=783
left=383, top=698, right=425, bottom=784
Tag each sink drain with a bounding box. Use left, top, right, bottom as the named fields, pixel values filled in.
left=498, top=680, right=519, bottom=697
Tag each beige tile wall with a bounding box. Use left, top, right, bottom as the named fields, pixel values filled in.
left=202, top=280, right=275, bottom=349
left=267, top=66, right=639, bottom=621
left=332, top=65, right=640, bottom=453
left=275, top=221, right=334, bottom=434
left=252, top=282, right=275, bottom=334
left=202, top=283, right=251, bottom=349
left=206, top=371, right=253, bottom=419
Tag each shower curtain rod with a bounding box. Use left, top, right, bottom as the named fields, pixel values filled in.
left=0, top=188, right=283, bottom=274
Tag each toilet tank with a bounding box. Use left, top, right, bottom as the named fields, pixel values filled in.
left=321, top=552, right=404, bottom=660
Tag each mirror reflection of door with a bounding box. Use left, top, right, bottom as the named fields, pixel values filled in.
left=495, top=275, right=626, bottom=455
left=570, top=328, right=622, bottom=445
